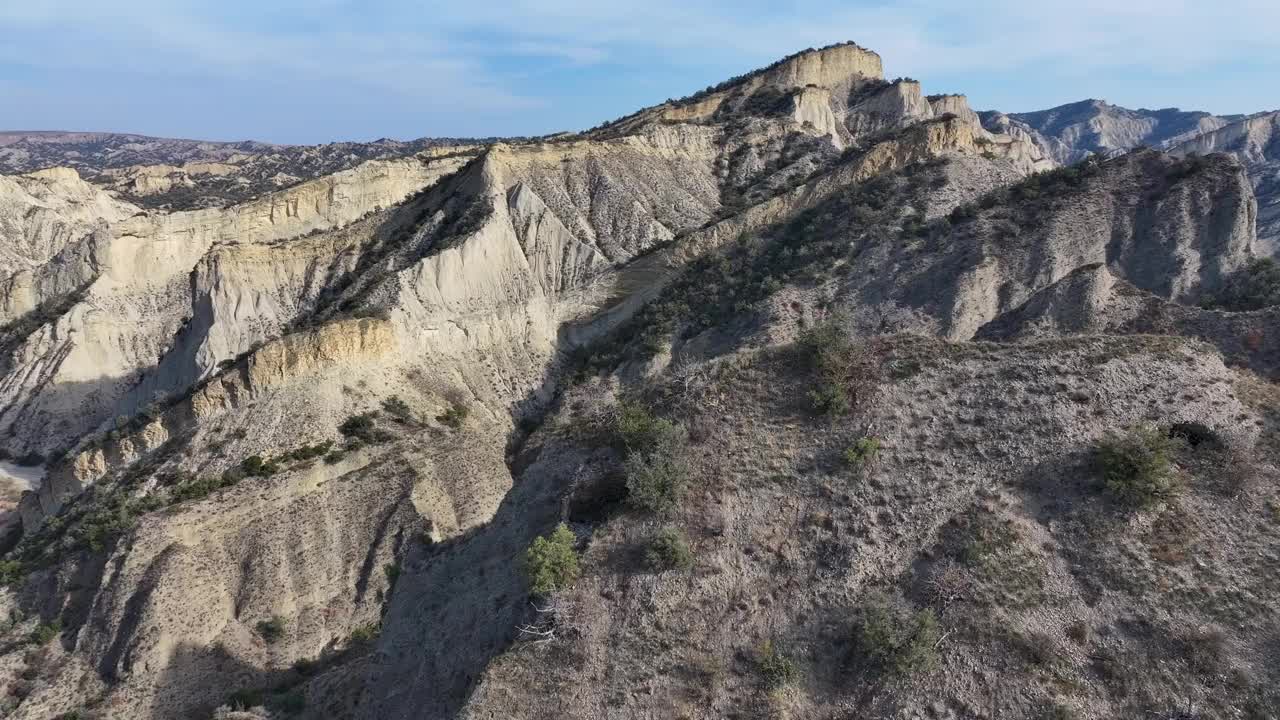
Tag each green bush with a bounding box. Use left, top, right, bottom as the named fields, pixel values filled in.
left=625, top=434, right=689, bottom=514
left=524, top=523, right=580, bottom=596
left=339, top=413, right=394, bottom=444
left=757, top=640, right=799, bottom=689
left=853, top=594, right=940, bottom=676
left=256, top=616, right=286, bottom=643
left=30, top=620, right=61, bottom=645
left=283, top=441, right=333, bottom=463
left=645, top=527, right=694, bottom=572
left=843, top=436, right=881, bottom=469
left=381, top=396, right=413, bottom=422
left=171, top=474, right=228, bottom=503
left=0, top=560, right=24, bottom=587
left=614, top=401, right=682, bottom=452
left=1096, top=426, right=1179, bottom=508
left=240, top=455, right=280, bottom=478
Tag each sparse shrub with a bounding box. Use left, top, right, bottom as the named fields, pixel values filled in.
left=15, top=452, right=44, bottom=467
left=1045, top=703, right=1080, bottom=720
left=1178, top=625, right=1229, bottom=675
left=645, top=527, right=693, bottom=572
left=227, top=688, right=266, bottom=710
left=324, top=450, right=346, bottom=464
left=1167, top=422, right=1222, bottom=450
left=255, top=616, right=285, bottom=644
left=951, top=510, right=1046, bottom=607
left=925, top=560, right=970, bottom=607
left=349, top=622, right=380, bottom=646
left=798, top=321, right=881, bottom=416
left=0, top=560, right=24, bottom=587
left=524, top=523, right=580, bottom=596
left=29, top=620, right=61, bottom=645
left=272, top=690, right=306, bottom=714
left=381, top=396, right=413, bottom=423
left=1014, top=630, right=1064, bottom=667
left=1065, top=620, right=1091, bottom=645
left=283, top=441, right=333, bottom=463
left=339, top=413, right=394, bottom=444
left=614, top=401, right=681, bottom=452
left=843, top=436, right=880, bottom=470
left=624, top=432, right=689, bottom=514
left=757, top=640, right=799, bottom=689
left=240, top=455, right=280, bottom=478
left=852, top=593, right=940, bottom=676
left=1096, top=426, right=1179, bottom=508
left=436, top=400, right=469, bottom=430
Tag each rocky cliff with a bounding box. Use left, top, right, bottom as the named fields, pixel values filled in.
left=1170, top=111, right=1280, bottom=256
left=985, top=100, right=1280, bottom=254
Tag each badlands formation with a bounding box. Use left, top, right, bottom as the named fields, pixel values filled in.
left=0, top=42, right=1276, bottom=720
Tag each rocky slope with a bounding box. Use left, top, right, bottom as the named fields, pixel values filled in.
left=0, top=42, right=1276, bottom=720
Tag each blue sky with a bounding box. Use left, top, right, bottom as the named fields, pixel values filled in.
left=3, top=1, right=1278, bottom=144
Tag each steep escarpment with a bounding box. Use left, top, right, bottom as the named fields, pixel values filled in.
left=0, top=168, right=138, bottom=280
left=986, top=100, right=1280, bottom=254
left=1170, top=111, right=1280, bottom=255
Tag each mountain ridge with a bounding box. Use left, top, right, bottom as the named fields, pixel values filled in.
left=0, top=42, right=1276, bottom=720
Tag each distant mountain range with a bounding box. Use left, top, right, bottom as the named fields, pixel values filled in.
left=0, top=131, right=489, bottom=209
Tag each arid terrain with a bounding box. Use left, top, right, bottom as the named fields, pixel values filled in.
left=0, top=41, right=1277, bottom=720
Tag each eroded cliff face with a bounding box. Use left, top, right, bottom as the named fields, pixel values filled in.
left=1170, top=111, right=1280, bottom=255
left=0, top=155, right=470, bottom=459
left=0, top=168, right=138, bottom=282
left=836, top=151, right=1256, bottom=340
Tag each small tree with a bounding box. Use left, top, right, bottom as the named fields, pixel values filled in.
left=525, top=523, right=580, bottom=596
left=843, top=436, right=881, bottom=470
left=1096, top=426, right=1178, bottom=508
left=758, top=640, right=799, bottom=689
left=853, top=593, right=940, bottom=676
left=645, top=527, right=694, bottom=572
left=615, top=401, right=682, bottom=452
left=625, top=434, right=689, bottom=514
